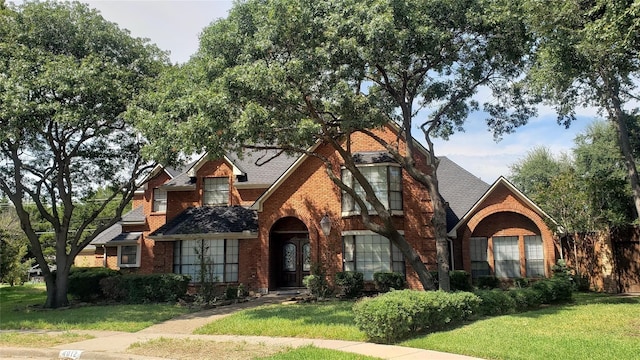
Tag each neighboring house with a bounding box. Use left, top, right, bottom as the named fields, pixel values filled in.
left=79, top=124, right=559, bottom=292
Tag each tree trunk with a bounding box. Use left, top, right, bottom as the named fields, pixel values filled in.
left=611, top=112, right=640, bottom=220
left=429, top=175, right=451, bottom=291
left=388, top=231, right=436, bottom=290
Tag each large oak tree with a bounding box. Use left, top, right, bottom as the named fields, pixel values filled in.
left=523, top=0, right=640, bottom=220
left=0, top=1, right=167, bottom=307
left=137, top=0, right=534, bottom=290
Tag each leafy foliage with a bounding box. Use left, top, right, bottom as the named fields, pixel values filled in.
left=0, top=208, right=32, bottom=285
left=353, top=290, right=480, bottom=343
left=334, top=271, right=364, bottom=299
left=372, top=272, right=406, bottom=293
left=523, top=0, right=640, bottom=221
left=136, top=0, right=536, bottom=291
left=0, top=1, right=167, bottom=307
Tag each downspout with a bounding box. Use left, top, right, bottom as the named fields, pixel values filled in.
left=447, top=238, right=455, bottom=270
left=102, top=245, right=107, bottom=268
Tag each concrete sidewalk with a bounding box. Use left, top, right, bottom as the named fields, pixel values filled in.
left=0, top=294, right=482, bottom=360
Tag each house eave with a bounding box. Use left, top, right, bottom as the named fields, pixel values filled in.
left=150, top=232, right=259, bottom=241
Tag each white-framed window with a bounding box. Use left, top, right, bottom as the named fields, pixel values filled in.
left=343, top=234, right=404, bottom=281
left=173, top=239, right=239, bottom=282
left=493, top=236, right=521, bottom=278
left=524, top=235, right=545, bottom=277
left=203, top=177, right=229, bottom=206
left=117, top=244, right=141, bottom=268
left=341, top=165, right=403, bottom=214
left=470, top=237, right=490, bottom=278
left=152, top=188, right=167, bottom=212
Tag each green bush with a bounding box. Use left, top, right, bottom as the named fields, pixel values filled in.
left=353, top=290, right=480, bottom=343
left=99, top=275, right=127, bottom=302
left=303, top=263, right=332, bottom=299
left=373, top=272, right=406, bottom=293
left=449, top=270, right=473, bottom=291
left=508, top=287, right=542, bottom=311
left=335, top=271, right=364, bottom=299
left=116, top=273, right=190, bottom=303
left=531, top=276, right=573, bottom=303
left=474, top=275, right=500, bottom=289
left=474, top=289, right=516, bottom=316
left=68, top=267, right=120, bottom=301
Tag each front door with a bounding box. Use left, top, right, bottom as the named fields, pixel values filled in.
left=281, top=238, right=311, bottom=288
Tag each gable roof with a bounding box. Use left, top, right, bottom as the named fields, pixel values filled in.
left=149, top=206, right=259, bottom=240
left=161, top=149, right=297, bottom=191
left=446, top=176, right=557, bottom=237
left=436, top=157, right=491, bottom=232
left=121, top=206, right=145, bottom=225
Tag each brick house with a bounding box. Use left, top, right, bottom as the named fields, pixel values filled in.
left=83, top=124, right=559, bottom=292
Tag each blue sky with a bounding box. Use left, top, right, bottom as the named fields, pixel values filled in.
left=15, top=0, right=601, bottom=182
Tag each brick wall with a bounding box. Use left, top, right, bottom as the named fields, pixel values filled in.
left=457, top=182, right=557, bottom=279
left=254, top=125, right=436, bottom=291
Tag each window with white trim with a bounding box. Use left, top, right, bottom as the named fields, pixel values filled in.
left=493, top=236, right=521, bottom=278
left=152, top=188, right=167, bottom=212
left=470, top=237, right=490, bottom=278
left=524, top=235, right=545, bottom=277
left=341, top=165, right=403, bottom=214
left=203, top=177, right=229, bottom=206
left=117, top=245, right=140, bottom=268
left=343, top=234, right=404, bottom=281
left=173, top=239, right=238, bottom=282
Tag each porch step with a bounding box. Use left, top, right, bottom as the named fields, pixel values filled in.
left=275, top=288, right=308, bottom=296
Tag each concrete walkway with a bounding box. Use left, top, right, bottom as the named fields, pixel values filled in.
left=0, top=294, right=482, bottom=360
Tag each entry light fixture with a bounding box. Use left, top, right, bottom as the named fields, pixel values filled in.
left=320, top=214, right=332, bottom=237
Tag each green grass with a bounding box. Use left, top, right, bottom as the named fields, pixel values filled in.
left=257, top=345, right=381, bottom=360
left=401, top=293, right=640, bottom=360
left=195, top=301, right=367, bottom=341
left=0, top=332, right=94, bottom=347
left=0, top=284, right=191, bottom=332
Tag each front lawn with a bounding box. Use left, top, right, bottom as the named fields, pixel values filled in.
left=0, top=284, right=191, bottom=332
left=195, top=301, right=366, bottom=341
left=401, top=293, right=640, bottom=360
left=195, top=293, right=640, bottom=360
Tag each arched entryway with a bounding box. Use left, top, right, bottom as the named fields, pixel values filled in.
left=269, top=217, right=310, bottom=289
left=468, top=211, right=547, bottom=279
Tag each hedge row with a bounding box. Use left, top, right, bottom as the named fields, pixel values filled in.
left=474, top=275, right=573, bottom=316
left=100, top=273, right=191, bottom=303
left=353, top=290, right=480, bottom=343
left=67, top=267, right=190, bottom=303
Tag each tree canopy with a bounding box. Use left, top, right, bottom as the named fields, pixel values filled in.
left=510, top=120, right=636, bottom=233
left=135, top=0, right=535, bottom=290
left=0, top=1, right=167, bottom=307
left=523, top=0, right=640, bottom=220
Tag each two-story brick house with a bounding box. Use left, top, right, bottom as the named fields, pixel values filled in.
left=84, top=124, right=558, bottom=292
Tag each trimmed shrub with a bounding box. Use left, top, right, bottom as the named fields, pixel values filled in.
left=99, top=275, right=127, bottom=302
left=335, top=271, right=364, bottom=299
left=68, top=267, right=120, bottom=301
left=531, top=276, right=573, bottom=303
left=373, top=272, right=405, bottom=293
left=474, top=275, right=500, bottom=289
left=118, top=273, right=190, bottom=303
left=353, top=290, right=480, bottom=343
left=303, top=262, right=332, bottom=299
left=508, top=287, right=542, bottom=311
left=449, top=270, right=473, bottom=291
left=474, top=289, right=516, bottom=316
